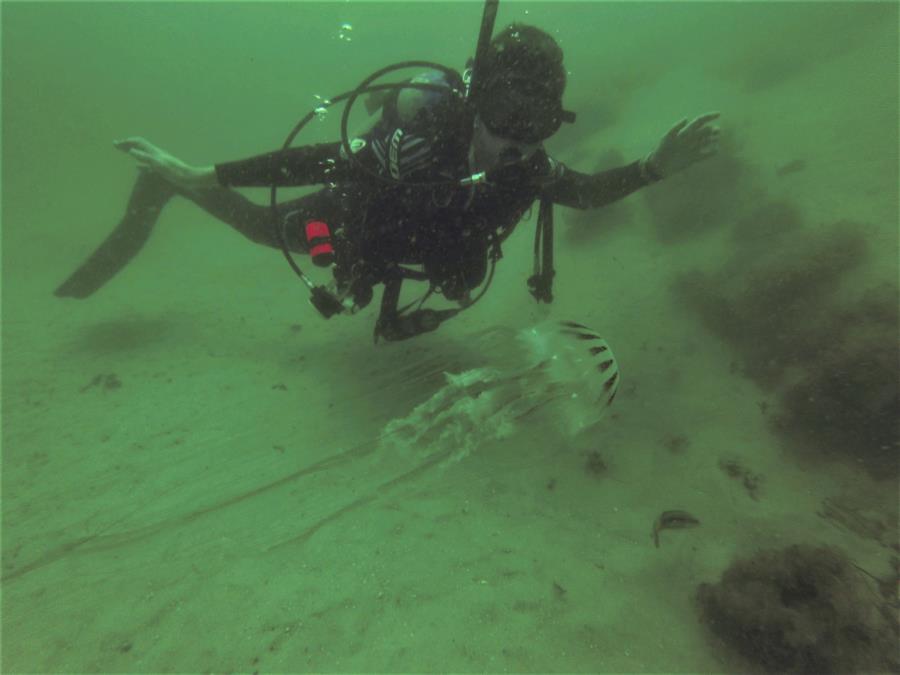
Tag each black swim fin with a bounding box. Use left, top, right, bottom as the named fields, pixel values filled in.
left=54, top=170, right=176, bottom=299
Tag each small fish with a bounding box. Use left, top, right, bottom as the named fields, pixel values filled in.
left=652, top=510, right=700, bottom=548
left=776, top=159, right=806, bottom=177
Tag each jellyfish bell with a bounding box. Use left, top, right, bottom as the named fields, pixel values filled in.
left=515, top=319, right=621, bottom=434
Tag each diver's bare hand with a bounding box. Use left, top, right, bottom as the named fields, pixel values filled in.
left=113, top=137, right=217, bottom=190
left=644, top=112, right=721, bottom=179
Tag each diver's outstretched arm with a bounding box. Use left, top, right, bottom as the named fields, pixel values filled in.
left=544, top=111, right=722, bottom=210
left=642, top=111, right=721, bottom=178
left=114, top=137, right=218, bottom=190
left=111, top=136, right=285, bottom=240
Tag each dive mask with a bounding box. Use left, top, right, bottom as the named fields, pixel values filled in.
left=476, top=76, right=572, bottom=144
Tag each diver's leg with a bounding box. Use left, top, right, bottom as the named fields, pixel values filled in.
left=55, top=169, right=176, bottom=298
left=56, top=174, right=334, bottom=298
left=178, top=186, right=319, bottom=254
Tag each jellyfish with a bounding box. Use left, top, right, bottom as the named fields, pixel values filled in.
left=379, top=319, right=620, bottom=463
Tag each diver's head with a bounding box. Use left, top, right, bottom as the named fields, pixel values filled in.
left=472, top=23, right=569, bottom=145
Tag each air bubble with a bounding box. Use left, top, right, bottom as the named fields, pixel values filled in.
left=312, top=94, right=331, bottom=121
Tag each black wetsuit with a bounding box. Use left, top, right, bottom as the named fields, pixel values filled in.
left=209, top=73, right=660, bottom=306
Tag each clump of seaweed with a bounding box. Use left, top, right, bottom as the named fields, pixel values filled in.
left=773, top=283, right=900, bottom=477
left=719, top=457, right=764, bottom=500
left=674, top=204, right=898, bottom=478
left=696, top=544, right=899, bottom=674
left=675, top=216, right=869, bottom=387
left=583, top=450, right=608, bottom=477
left=662, top=433, right=691, bottom=455
left=79, top=373, right=122, bottom=393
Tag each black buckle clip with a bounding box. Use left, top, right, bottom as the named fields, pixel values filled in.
left=527, top=272, right=554, bottom=303
left=309, top=286, right=346, bottom=319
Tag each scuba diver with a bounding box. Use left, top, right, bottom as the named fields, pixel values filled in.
left=55, top=21, right=720, bottom=342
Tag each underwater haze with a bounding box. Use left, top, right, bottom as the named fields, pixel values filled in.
left=2, top=2, right=899, bottom=673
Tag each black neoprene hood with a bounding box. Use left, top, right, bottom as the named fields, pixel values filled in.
left=476, top=23, right=567, bottom=100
